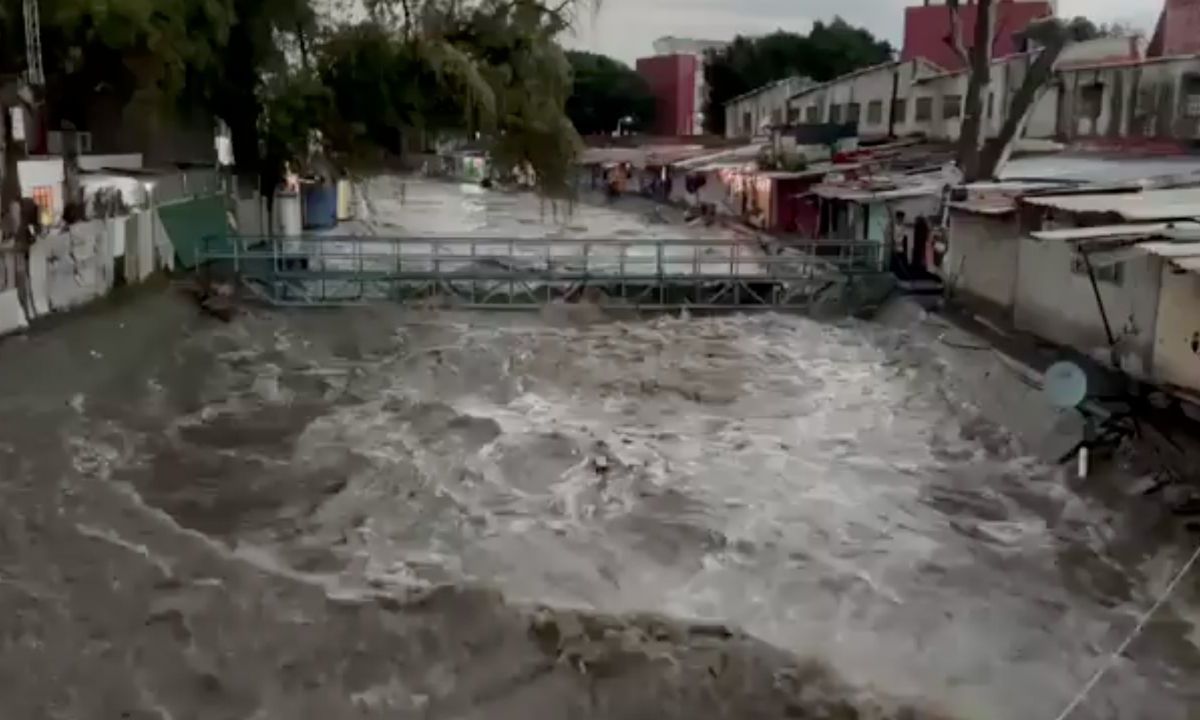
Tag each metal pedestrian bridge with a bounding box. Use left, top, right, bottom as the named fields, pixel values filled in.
left=196, top=234, right=893, bottom=312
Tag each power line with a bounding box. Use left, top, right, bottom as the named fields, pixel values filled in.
left=1052, top=542, right=1200, bottom=720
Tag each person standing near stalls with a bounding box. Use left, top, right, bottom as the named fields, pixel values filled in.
left=889, top=210, right=912, bottom=278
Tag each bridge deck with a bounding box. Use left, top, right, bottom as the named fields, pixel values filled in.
left=198, top=235, right=891, bottom=311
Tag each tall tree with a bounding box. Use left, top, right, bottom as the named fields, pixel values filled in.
left=702, top=19, right=893, bottom=135
left=948, top=1, right=1095, bottom=180
left=5, top=0, right=590, bottom=196
left=947, top=0, right=997, bottom=182
left=357, top=0, right=584, bottom=194
left=564, top=51, right=654, bottom=135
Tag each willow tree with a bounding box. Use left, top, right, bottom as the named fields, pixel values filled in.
left=357, top=0, right=584, bottom=195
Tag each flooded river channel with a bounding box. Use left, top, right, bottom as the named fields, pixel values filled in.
left=0, top=181, right=1197, bottom=719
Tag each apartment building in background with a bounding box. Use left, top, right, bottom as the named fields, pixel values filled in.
left=637, top=36, right=727, bottom=135
left=901, top=0, right=1055, bottom=71
left=1149, top=0, right=1200, bottom=56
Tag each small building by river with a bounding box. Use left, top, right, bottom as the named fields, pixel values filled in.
left=942, top=181, right=1200, bottom=400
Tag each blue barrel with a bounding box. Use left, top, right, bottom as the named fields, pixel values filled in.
left=302, top=183, right=338, bottom=229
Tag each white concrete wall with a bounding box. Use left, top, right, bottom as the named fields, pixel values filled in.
left=0, top=289, right=28, bottom=337
left=784, top=59, right=1033, bottom=141
left=725, top=77, right=811, bottom=138
left=943, top=212, right=1021, bottom=315
left=784, top=54, right=1062, bottom=144
left=775, top=51, right=1200, bottom=146
left=1057, top=56, right=1200, bottom=142
left=18, top=210, right=168, bottom=325
left=916, top=55, right=1061, bottom=142
left=1015, top=236, right=1163, bottom=376
left=790, top=64, right=908, bottom=138
left=78, top=154, right=144, bottom=171
left=1152, top=265, right=1200, bottom=394
left=37, top=222, right=117, bottom=312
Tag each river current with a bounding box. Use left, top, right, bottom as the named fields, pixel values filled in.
left=0, top=180, right=1197, bottom=719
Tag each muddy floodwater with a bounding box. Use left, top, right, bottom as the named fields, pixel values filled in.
left=1, top=181, right=1198, bottom=720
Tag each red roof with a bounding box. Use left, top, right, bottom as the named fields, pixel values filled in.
left=901, top=1, right=1054, bottom=71
left=1150, top=0, right=1200, bottom=57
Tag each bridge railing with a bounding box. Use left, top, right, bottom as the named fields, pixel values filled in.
left=199, top=235, right=887, bottom=279
left=196, top=234, right=891, bottom=309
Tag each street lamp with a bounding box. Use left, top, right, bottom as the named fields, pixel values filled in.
left=615, top=115, right=636, bottom=137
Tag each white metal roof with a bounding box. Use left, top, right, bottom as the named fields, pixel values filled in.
left=812, top=183, right=941, bottom=202
left=1022, top=188, right=1200, bottom=220
left=1137, top=241, right=1200, bottom=259
left=672, top=144, right=763, bottom=170
left=1141, top=245, right=1200, bottom=273
left=1031, top=222, right=1200, bottom=242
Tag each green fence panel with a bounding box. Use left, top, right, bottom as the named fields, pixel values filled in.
left=157, top=195, right=227, bottom=269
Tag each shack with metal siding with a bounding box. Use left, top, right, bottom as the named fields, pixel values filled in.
left=1141, top=234, right=1200, bottom=398
left=1013, top=185, right=1200, bottom=379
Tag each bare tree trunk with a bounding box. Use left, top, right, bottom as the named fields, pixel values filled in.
left=978, top=39, right=1066, bottom=179
left=953, top=0, right=997, bottom=182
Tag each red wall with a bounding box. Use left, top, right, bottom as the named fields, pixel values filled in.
left=901, top=1, right=1054, bottom=71
left=1154, top=0, right=1200, bottom=56
left=636, top=54, right=697, bottom=136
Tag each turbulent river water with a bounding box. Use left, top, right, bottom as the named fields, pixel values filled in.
left=1, top=181, right=1198, bottom=720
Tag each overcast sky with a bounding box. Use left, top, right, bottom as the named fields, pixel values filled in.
left=564, top=0, right=1163, bottom=64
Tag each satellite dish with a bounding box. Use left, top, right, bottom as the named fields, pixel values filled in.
left=1044, top=361, right=1088, bottom=409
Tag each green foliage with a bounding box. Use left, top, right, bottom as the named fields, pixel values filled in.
left=702, top=18, right=893, bottom=134
left=47, top=0, right=237, bottom=101
left=327, top=0, right=582, bottom=193
left=10, top=0, right=584, bottom=194
left=455, top=0, right=580, bottom=193
left=564, top=51, right=654, bottom=136
left=260, top=69, right=332, bottom=175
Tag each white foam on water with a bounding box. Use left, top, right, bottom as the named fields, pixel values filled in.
left=47, top=178, right=1199, bottom=720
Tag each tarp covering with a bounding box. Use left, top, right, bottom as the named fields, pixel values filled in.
left=157, top=195, right=228, bottom=269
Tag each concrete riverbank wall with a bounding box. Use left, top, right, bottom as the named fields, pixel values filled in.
left=0, top=193, right=225, bottom=337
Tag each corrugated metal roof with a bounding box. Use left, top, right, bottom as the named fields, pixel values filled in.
left=950, top=181, right=1064, bottom=216
left=1000, top=155, right=1200, bottom=185
left=672, top=144, right=763, bottom=170
left=950, top=200, right=1016, bottom=216
left=1022, top=187, right=1200, bottom=220
left=1031, top=222, right=1200, bottom=242
left=812, top=182, right=941, bottom=202
left=1137, top=239, right=1200, bottom=274
left=787, top=58, right=945, bottom=102
left=1137, top=240, right=1200, bottom=259
left=579, top=145, right=711, bottom=167
left=727, top=75, right=811, bottom=104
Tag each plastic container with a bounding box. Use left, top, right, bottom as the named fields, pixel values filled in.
left=276, top=191, right=302, bottom=237
left=302, top=183, right=337, bottom=229
left=336, top=179, right=353, bottom=220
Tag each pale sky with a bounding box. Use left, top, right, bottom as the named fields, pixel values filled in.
left=564, top=0, right=1163, bottom=65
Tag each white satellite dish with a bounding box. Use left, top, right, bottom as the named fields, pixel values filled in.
left=1044, top=361, right=1088, bottom=409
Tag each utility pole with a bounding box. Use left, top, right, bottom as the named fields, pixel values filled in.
left=23, top=0, right=45, bottom=88
left=5, top=0, right=42, bottom=224
left=2, top=0, right=44, bottom=318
